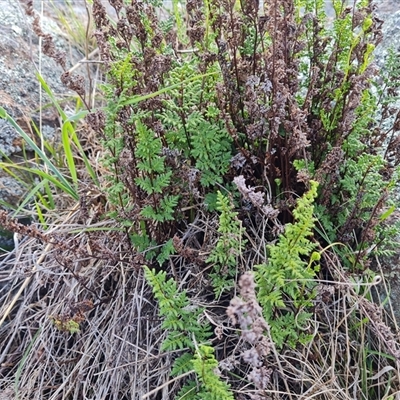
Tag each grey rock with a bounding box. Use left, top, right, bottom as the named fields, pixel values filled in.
left=0, top=176, right=25, bottom=208
left=374, top=9, right=400, bottom=64
left=0, top=120, right=21, bottom=157
left=0, top=0, right=86, bottom=209
left=0, top=1, right=76, bottom=119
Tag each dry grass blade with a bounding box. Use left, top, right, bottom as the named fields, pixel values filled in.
left=141, top=370, right=195, bottom=399
left=0, top=199, right=168, bottom=399
left=0, top=242, right=52, bottom=327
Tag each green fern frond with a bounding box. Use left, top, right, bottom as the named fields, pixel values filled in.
left=255, top=180, right=319, bottom=347
left=144, top=266, right=212, bottom=348
left=145, top=267, right=233, bottom=398
left=171, top=353, right=194, bottom=377
left=192, top=345, right=234, bottom=400
left=207, top=191, right=246, bottom=297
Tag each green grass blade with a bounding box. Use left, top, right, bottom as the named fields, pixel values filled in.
left=65, top=109, right=89, bottom=121
left=117, top=71, right=218, bottom=107
left=36, top=73, right=69, bottom=120
left=37, top=73, right=99, bottom=186
left=36, top=73, right=79, bottom=185
left=0, top=164, right=26, bottom=184
left=35, top=200, right=48, bottom=227
left=12, top=179, right=50, bottom=217
left=65, top=114, right=99, bottom=186
left=0, top=162, right=78, bottom=200
left=61, top=121, right=78, bottom=185
left=31, top=120, right=57, bottom=158
left=43, top=180, right=55, bottom=209
left=0, top=108, right=77, bottom=199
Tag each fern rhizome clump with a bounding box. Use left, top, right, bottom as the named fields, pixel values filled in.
left=1, top=0, right=400, bottom=398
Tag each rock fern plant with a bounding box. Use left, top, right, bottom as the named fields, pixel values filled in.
left=82, top=0, right=400, bottom=397
left=3, top=0, right=400, bottom=399
left=255, top=180, right=320, bottom=348
left=144, top=266, right=234, bottom=399
left=207, top=191, right=246, bottom=297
